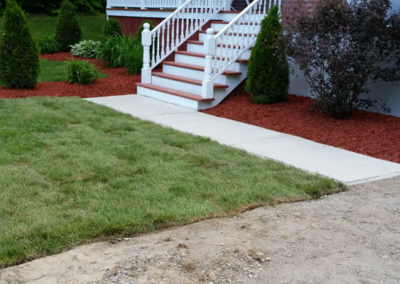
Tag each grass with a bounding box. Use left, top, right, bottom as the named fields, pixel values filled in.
left=0, top=14, right=107, bottom=41
left=0, top=97, right=343, bottom=267
left=38, top=59, right=107, bottom=83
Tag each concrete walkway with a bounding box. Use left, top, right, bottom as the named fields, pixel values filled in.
left=86, top=95, right=400, bottom=184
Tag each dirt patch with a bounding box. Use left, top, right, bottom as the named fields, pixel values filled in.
left=1, top=176, right=399, bottom=283
left=203, top=82, right=400, bottom=164
left=0, top=53, right=140, bottom=99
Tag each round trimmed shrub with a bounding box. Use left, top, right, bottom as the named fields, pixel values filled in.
left=67, top=60, right=98, bottom=84
left=0, top=0, right=40, bottom=89
left=246, top=6, right=289, bottom=104
left=103, top=18, right=123, bottom=40
left=55, top=0, right=82, bottom=51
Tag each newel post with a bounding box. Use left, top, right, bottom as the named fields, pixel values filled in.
left=141, top=23, right=152, bottom=84
left=202, top=28, right=215, bottom=99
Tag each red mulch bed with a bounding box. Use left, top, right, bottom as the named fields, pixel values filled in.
left=0, top=52, right=140, bottom=98
left=203, top=82, right=400, bottom=164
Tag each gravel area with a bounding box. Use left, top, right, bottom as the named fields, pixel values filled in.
left=1, top=176, right=399, bottom=284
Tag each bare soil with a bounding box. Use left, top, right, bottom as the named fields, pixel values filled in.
left=1, top=177, right=399, bottom=284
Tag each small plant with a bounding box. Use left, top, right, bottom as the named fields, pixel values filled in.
left=67, top=60, right=98, bottom=84
left=246, top=6, right=289, bottom=104
left=97, top=35, right=142, bottom=74
left=103, top=18, right=123, bottom=40
left=286, top=0, right=400, bottom=119
left=70, top=40, right=102, bottom=58
left=55, top=0, right=82, bottom=51
left=0, top=0, right=40, bottom=89
left=38, top=35, right=60, bottom=54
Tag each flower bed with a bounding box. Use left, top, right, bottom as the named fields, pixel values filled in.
left=0, top=52, right=139, bottom=98
left=203, top=82, right=400, bottom=164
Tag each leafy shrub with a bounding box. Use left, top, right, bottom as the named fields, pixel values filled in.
left=246, top=6, right=289, bottom=104
left=0, top=0, right=39, bottom=89
left=67, top=60, right=98, bottom=84
left=103, top=18, right=123, bottom=40
left=70, top=40, right=102, bottom=58
left=97, top=35, right=142, bottom=74
left=286, top=0, right=400, bottom=119
left=38, top=35, right=60, bottom=54
left=55, top=0, right=82, bottom=51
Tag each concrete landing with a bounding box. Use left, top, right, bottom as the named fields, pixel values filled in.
left=86, top=95, right=400, bottom=184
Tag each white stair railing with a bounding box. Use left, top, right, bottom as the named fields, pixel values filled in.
left=107, top=0, right=182, bottom=10
left=202, top=0, right=281, bottom=98
left=141, top=0, right=227, bottom=84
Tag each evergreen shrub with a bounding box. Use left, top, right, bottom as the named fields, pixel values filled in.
left=103, top=18, right=122, bottom=40
left=55, top=0, right=82, bottom=51
left=0, top=0, right=40, bottom=89
left=246, top=6, right=289, bottom=104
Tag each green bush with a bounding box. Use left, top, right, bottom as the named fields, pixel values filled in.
left=38, top=35, right=60, bottom=54
left=0, top=0, right=39, bottom=89
left=103, top=18, right=122, bottom=40
left=70, top=40, right=102, bottom=58
left=55, top=0, right=82, bottom=51
left=67, top=60, right=98, bottom=84
left=246, top=6, right=289, bottom=104
left=97, top=35, right=142, bottom=74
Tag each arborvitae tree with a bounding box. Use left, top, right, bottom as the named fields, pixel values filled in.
left=0, top=0, right=39, bottom=89
left=103, top=18, right=122, bottom=40
left=246, top=6, right=289, bottom=104
left=55, top=0, right=82, bottom=51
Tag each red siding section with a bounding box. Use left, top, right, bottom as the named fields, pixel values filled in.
left=110, top=16, right=164, bottom=37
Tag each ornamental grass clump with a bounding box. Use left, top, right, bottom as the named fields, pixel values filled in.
left=97, top=35, right=142, bottom=75
left=246, top=5, right=289, bottom=104
left=0, top=0, right=40, bottom=89
left=38, top=35, right=60, bottom=54
left=286, top=0, right=400, bottom=119
left=55, top=0, right=82, bottom=51
left=67, top=60, right=98, bottom=84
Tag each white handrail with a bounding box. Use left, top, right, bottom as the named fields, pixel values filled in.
left=210, top=0, right=281, bottom=80
left=141, top=0, right=226, bottom=83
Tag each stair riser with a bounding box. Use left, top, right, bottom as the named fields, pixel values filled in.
left=174, top=54, right=242, bottom=72
left=186, top=44, right=251, bottom=60
left=162, top=64, right=227, bottom=84
left=198, top=33, right=258, bottom=44
left=138, top=86, right=200, bottom=110
left=152, top=75, right=202, bottom=95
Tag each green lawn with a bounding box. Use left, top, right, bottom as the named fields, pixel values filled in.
left=0, top=97, right=343, bottom=267
left=38, top=59, right=107, bottom=82
left=0, top=14, right=107, bottom=41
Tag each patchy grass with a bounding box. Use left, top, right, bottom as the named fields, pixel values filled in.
left=0, top=97, right=343, bottom=267
left=0, top=14, right=107, bottom=41
left=38, top=59, right=107, bottom=83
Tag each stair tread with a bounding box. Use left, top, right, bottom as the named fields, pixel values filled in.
left=152, top=72, right=228, bottom=89
left=210, top=20, right=261, bottom=26
left=137, top=83, right=214, bottom=102
left=175, top=50, right=249, bottom=63
left=163, top=61, right=242, bottom=76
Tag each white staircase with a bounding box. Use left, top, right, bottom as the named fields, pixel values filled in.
left=137, top=0, right=281, bottom=110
